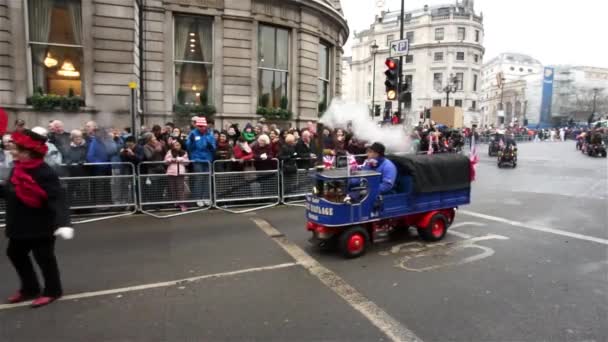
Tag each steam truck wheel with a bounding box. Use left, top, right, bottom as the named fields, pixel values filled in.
left=338, top=227, right=370, bottom=259
left=418, top=213, right=448, bottom=242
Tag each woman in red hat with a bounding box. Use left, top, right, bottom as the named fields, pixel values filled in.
left=4, top=129, right=72, bottom=308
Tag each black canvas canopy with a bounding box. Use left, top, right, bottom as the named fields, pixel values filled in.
left=388, top=154, right=471, bottom=193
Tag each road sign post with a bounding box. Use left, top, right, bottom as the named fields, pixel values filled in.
left=128, top=82, right=137, bottom=138
left=389, top=39, right=409, bottom=57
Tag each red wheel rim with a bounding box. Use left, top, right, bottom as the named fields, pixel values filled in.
left=431, top=220, right=445, bottom=238
left=347, top=234, right=365, bottom=254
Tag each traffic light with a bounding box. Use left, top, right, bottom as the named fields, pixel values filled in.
left=384, top=58, right=399, bottom=101
left=374, top=105, right=381, bottom=117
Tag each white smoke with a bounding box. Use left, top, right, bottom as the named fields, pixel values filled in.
left=320, top=99, right=411, bottom=153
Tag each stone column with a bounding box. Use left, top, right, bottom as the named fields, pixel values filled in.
left=0, top=0, right=13, bottom=104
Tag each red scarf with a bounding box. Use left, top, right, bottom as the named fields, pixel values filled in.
left=11, top=159, right=48, bottom=208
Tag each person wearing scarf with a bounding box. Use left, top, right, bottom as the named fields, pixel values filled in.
left=242, top=124, right=256, bottom=143
left=4, top=129, right=72, bottom=308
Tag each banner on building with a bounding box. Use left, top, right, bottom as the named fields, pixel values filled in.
left=539, top=67, right=554, bottom=126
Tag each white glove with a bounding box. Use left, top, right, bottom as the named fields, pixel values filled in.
left=261, top=153, right=268, bottom=160
left=54, top=227, right=74, bottom=240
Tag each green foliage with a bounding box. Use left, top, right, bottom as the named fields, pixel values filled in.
left=200, top=92, right=209, bottom=106
left=173, top=104, right=217, bottom=119
left=318, top=101, right=327, bottom=116
left=256, top=106, right=293, bottom=121
left=29, top=93, right=62, bottom=111
left=27, top=88, right=83, bottom=112
left=60, top=95, right=83, bottom=112
left=280, top=96, right=288, bottom=110
left=259, top=94, right=270, bottom=107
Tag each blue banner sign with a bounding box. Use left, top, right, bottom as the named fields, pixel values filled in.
left=539, top=67, right=554, bottom=126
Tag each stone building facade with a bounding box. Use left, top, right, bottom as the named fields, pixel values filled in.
left=0, top=0, right=348, bottom=130
left=345, top=0, right=484, bottom=126
left=479, top=52, right=543, bottom=127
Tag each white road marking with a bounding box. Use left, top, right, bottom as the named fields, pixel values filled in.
left=252, top=218, right=423, bottom=342
left=0, top=262, right=298, bottom=311
left=448, top=229, right=473, bottom=239
left=460, top=210, right=608, bottom=246
left=384, top=234, right=509, bottom=272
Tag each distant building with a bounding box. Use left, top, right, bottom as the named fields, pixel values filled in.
left=481, top=52, right=608, bottom=127
left=548, top=65, right=608, bottom=124
left=479, top=53, right=543, bottom=127
left=344, top=0, right=484, bottom=126
left=341, top=56, right=354, bottom=101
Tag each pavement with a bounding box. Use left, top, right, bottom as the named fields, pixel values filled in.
left=0, top=141, right=606, bottom=341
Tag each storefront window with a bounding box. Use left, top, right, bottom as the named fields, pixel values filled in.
left=318, top=43, right=330, bottom=115
left=174, top=15, right=213, bottom=106
left=258, top=25, right=289, bottom=109
left=28, top=0, right=83, bottom=97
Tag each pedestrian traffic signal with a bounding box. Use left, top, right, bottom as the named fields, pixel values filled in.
left=385, top=58, right=399, bottom=101
left=374, top=105, right=381, bottom=117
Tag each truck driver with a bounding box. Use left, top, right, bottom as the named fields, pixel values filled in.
left=363, top=142, right=397, bottom=194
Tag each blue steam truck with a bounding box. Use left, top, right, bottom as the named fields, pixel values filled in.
left=306, top=154, right=472, bottom=258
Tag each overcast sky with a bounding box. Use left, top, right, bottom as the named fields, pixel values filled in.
left=341, top=0, right=604, bottom=67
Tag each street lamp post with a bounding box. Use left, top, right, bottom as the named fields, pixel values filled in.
left=437, top=73, right=459, bottom=107
left=370, top=42, right=379, bottom=118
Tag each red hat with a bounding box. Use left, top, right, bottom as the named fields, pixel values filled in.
left=12, top=130, right=48, bottom=156
left=195, top=117, right=208, bottom=127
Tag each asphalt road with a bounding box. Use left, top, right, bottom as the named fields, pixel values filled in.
left=0, top=141, right=606, bottom=341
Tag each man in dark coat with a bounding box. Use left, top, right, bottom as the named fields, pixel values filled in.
left=295, top=130, right=318, bottom=169
left=3, top=129, right=72, bottom=308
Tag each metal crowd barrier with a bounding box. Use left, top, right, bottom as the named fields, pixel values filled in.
left=281, top=158, right=315, bottom=206
left=213, top=159, right=280, bottom=213
left=57, top=162, right=138, bottom=224
left=137, top=160, right=212, bottom=218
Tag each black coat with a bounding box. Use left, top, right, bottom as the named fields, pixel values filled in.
left=295, top=140, right=318, bottom=169
left=279, top=144, right=298, bottom=173
left=49, top=132, right=71, bottom=157
left=65, top=144, right=88, bottom=165
left=3, top=163, right=70, bottom=239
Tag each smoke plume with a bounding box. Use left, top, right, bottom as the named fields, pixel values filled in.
left=319, top=99, right=411, bottom=153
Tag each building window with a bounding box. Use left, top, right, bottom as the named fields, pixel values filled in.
left=405, top=75, right=413, bottom=90
left=519, top=68, right=524, bottom=72
left=475, top=30, right=480, bottom=42
left=28, top=0, right=83, bottom=97
left=457, top=27, right=466, bottom=41
left=455, top=72, right=464, bottom=90
left=318, top=43, right=331, bottom=114
left=474, top=54, right=479, bottom=63
left=258, top=25, right=289, bottom=109
left=510, top=67, right=515, bottom=71
left=367, top=82, right=372, bottom=97
left=456, top=52, right=465, bottom=61
left=472, top=100, right=477, bottom=110
left=406, top=31, right=414, bottom=44
left=386, top=34, right=394, bottom=47
left=455, top=99, right=463, bottom=107
left=433, top=73, right=442, bottom=89
left=405, top=55, right=414, bottom=64
left=434, top=52, right=444, bottom=62
left=528, top=69, right=533, bottom=73
left=174, top=15, right=213, bottom=106
left=433, top=99, right=442, bottom=107
left=435, top=28, right=444, bottom=41
left=473, top=74, right=478, bottom=91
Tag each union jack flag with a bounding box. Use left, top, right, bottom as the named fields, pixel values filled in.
left=323, top=155, right=335, bottom=169
left=346, top=153, right=360, bottom=171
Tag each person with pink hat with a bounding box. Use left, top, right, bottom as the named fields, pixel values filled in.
left=185, top=117, right=216, bottom=206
